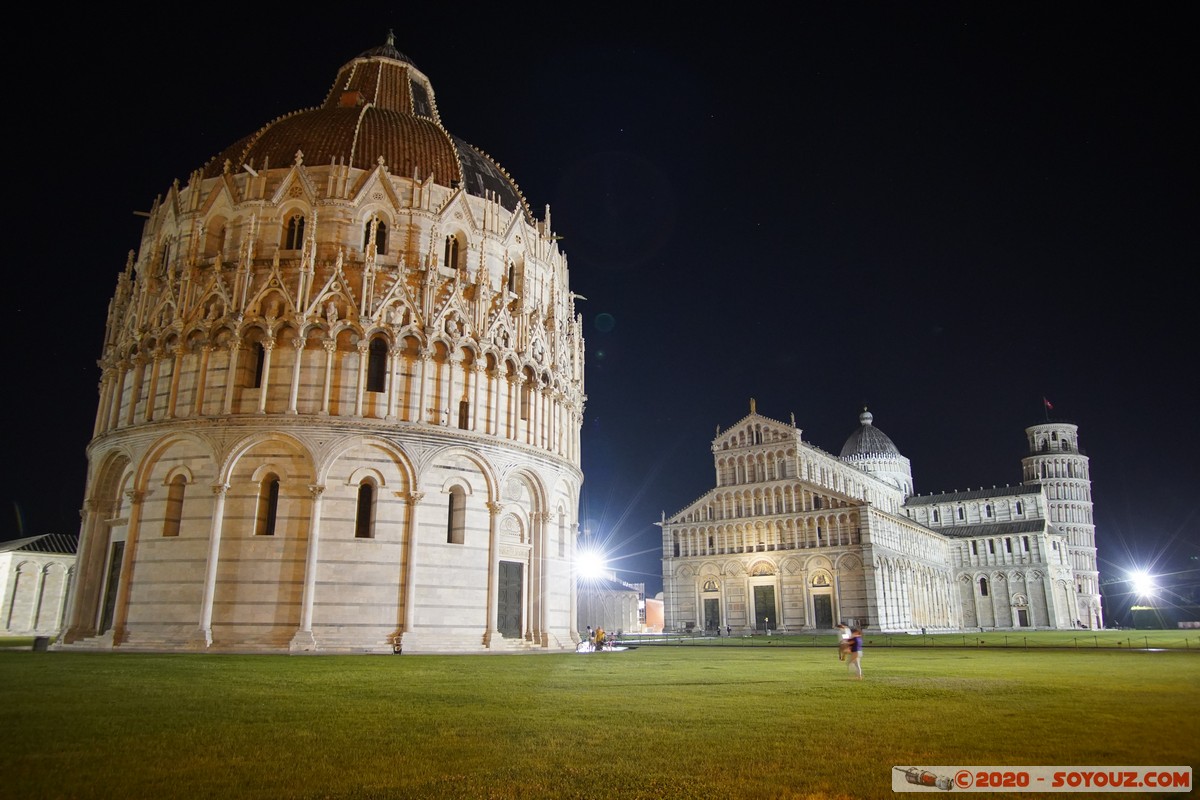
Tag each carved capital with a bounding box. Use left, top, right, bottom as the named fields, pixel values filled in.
left=308, top=484, right=325, bottom=498
left=211, top=483, right=230, bottom=497
left=486, top=501, right=504, bottom=516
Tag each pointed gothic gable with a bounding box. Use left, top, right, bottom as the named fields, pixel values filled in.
left=431, top=294, right=473, bottom=341
left=199, top=178, right=240, bottom=218
left=348, top=158, right=404, bottom=211
left=435, top=187, right=480, bottom=233
left=246, top=274, right=298, bottom=319
left=305, top=252, right=359, bottom=322
left=485, top=305, right=517, bottom=350
left=713, top=411, right=795, bottom=450
left=269, top=161, right=320, bottom=207
left=192, top=275, right=234, bottom=325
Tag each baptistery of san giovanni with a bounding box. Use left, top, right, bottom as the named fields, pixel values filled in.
left=63, top=35, right=585, bottom=654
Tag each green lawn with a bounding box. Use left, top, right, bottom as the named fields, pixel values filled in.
left=2, top=642, right=1197, bottom=799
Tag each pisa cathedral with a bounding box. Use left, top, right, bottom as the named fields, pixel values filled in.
left=660, top=403, right=1102, bottom=633
left=62, top=36, right=585, bottom=654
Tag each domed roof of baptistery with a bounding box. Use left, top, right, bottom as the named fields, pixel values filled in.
left=200, top=32, right=530, bottom=219
left=839, top=408, right=902, bottom=458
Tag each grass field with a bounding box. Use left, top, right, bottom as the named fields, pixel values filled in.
left=1, top=639, right=1197, bottom=799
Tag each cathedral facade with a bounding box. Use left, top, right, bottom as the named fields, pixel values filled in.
left=63, top=37, right=585, bottom=654
left=660, top=404, right=1101, bottom=633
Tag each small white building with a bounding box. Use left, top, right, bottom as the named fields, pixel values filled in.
left=1, top=534, right=77, bottom=637
left=578, top=575, right=643, bottom=635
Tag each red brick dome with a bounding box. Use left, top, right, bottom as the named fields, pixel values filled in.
left=201, top=35, right=530, bottom=219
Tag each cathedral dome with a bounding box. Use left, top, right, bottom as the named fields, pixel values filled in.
left=840, top=408, right=902, bottom=458
left=200, top=33, right=529, bottom=218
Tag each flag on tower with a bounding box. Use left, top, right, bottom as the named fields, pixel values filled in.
left=1043, top=397, right=1053, bottom=410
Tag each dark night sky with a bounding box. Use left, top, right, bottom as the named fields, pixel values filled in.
left=6, top=6, right=1195, bottom=608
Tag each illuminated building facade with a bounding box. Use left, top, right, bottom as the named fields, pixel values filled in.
left=63, top=36, right=585, bottom=654
left=661, top=403, right=1100, bottom=633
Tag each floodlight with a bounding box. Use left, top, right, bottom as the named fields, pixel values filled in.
left=1129, top=569, right=1157, bottom=598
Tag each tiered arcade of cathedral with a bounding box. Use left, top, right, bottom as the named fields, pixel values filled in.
left=660, top=402, right=1101, bottom=633
left=63, top=36, right=585, bottom=654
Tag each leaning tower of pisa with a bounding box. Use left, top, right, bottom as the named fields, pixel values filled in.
left=1022, top=421, right=1102, bottom=628
left=63, top=34, right=586, bottom=654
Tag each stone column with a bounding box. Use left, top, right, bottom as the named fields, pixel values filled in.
left=385, top=348, right=400, bottom=420
left=94, top=370, right=114, bottom=436
left=125, top=356, right=146, bottom=426
left=165, top=344, right=185, bottom=419
left=290, top=484, right=326, bottom=652
left=445, top=352, right=461, bottom=427
left=192, top=483, right=229, bottom=648
left=353, top=341, right=368, bottom=417
left=110, top=489, right=145, bottom=645
left=108, top=360, right=128, bottom=430
left=400, top=491, right=424, bottom=634
left=194, top=345, right=211, bottom=416
left=569, top=522, right=580, bottom=643
left=484, top=500, right=503, bottom=646
left=256, top=338, right=275, bottom=414
left=63, top=501, right=102, bottom=643
left=288, top=337, right=304, bottom=414
left=503, top=375, right=517, bottom=439
left=416, top=352, right=431, bottom=424
left=221, top=339, right=241, bottom=415
left=144, top=353, right=162, bottom=422
left=319, top=339, right=335, bottom=415
left=471, top=363, right=485, bottom=431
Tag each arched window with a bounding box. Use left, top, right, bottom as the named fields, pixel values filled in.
left=163, top=475, right=186, bottom=537
left=363, top=215, right=387, bottom=255
left=443, top=234, right=460, bottom=270
left=250, top=341, right=266, bottom=388
left=507, top=262, right=517, bottom=293
left=458, top=400, right=470, bottom=430
left=932, top=509, right=940, bottom=522
left=979, top=577, right=989, bottom=597
left=446, top=486, right=466, bottom=544
left=207, top=220, right=228, bottom=259
left=1016, top=500, right=1024, bottom=515
left=159, top=237, right=174, bottom=275
left=366, top=337, right=388, bottom=392
left=355, top=480, right=375, bottom=539
left=256, top=474, right=280, bottom=536
left=520, top=382, right=531, bottom=421
left=284, top=214, right=306, bottom=249
left=985, top=504, right=993, bottom=518
left=957, top=506, right=965, bottom=520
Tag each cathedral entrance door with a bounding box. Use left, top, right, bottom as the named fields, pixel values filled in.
left=99, top=541, right=125, bottom=634
left=497, top=561, right=522, bottom=638
left=753, top=585, right=776, bottom=631
left=813, top=594, right=833, bottom=629
left=703, top=598, right=721, bottom=631
left=1017, top=608, right=1029, bottom=627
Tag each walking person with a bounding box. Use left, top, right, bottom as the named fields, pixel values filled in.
left=847, top=627, right=864, bottom=680
left=836, top=623, right=851, bottom=661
